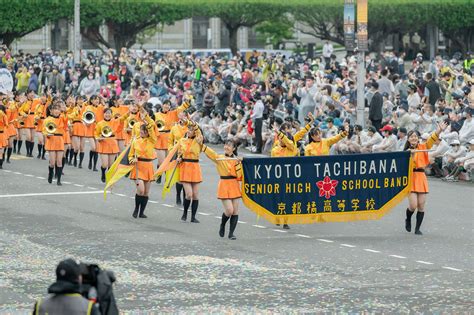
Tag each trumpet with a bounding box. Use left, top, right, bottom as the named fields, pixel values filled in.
left=128, top=118, right=137, bottom=129
left=18, top=119, right=25, bottom=127
left=101, top=125, right=113, bottom=138
left=45, top=121, right=57, bottom=134
left=82, top=110, right=96, bottom=124
left=156, top=119, right=166, bottom=131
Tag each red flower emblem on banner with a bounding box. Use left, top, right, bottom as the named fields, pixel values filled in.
left=316, top=176, right=338, bottom=199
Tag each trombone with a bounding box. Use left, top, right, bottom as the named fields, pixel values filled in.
left=82, top=110, right=96, bottom=124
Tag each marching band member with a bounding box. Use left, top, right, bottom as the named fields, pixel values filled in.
left=404, top=121, right=448, bottom=235
left=129, top=110, right=157, bottom=219
left=123, top=100, right=140, bottom=146
left=154, top=98, right=190, bottom=183
left=168, top=111, right=189, bottom=205
left=304, top=127, right=348, bottom=156
left=95, top=108, right=120, bottom=183
left=5, top=96, right=17, bottom=163
left=18, top=90, right=38, bottom=157
left=176, top=122, right=203, bottom=223
left=83, top=95, right=99, bottom=171
left=110, top=96, right=129, bottom=151
left=60, top=101, right=72, bottom=173
left=11, top=92, right=22, bottom=154
left=34, top=92, right=51, bottom=160
left=199, top=139, right=243, bottom=240
left=0, top=105, right=8, bottom=169
left=43, top=103, right=66, bottom=185
left=71, top=96, right=86, bottom=168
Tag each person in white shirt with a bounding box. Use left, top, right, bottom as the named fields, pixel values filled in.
left=373, top=125, right=397, bottom=152
left=361, top=126, right=383, bottom=153
left=444, top=139, right=474, bottom=181
left=296, top=76, right=318, bottom=124
left=442, top=139, right=466, bottom=174
left=322, top=41, right=334, bottom=66
left=250, top=93, right=265, bottom=153
left=407, top=84, right=421, bottom=109
left=396, top=127, right=408, bottom=151
left=459, top=107, right=474, bottom=144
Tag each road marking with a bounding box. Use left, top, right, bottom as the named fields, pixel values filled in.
left=13, top=172, right=21, bottom=174
left=238, top=221, right=247, bottom=224
left=253, top=225, right=266, bottom=229
left=296, top=234, right=311, bottom=238
left=272, top=229, right=287, bottom=233
left=0, top=191, right=104, bottom=198
left=3, top=170, right=12, bottom=172
left=73, top=184, right=84, bottom=187
left=317, top=238, right=334, bottom=243
left=416, top=260, right=434, bottom=265
left=114, top=193, right=126, bottom=197
left=148, top=200, right=158, bottom=204
left=62, top=181, right=71, bottom=184
left=162, top=204, right=174, bottom=208
left=24, top=174, right=34, bottom=177
left=364, top=249, right=380, bottom=253
left=199, top=212, right=211, bottom=216
left=340, top=244, right=356, bottom=248
left=389, top=255, right=407, bottom=259
left=214, top=216, right=221, bottom=219
left=37, top=176, right=46, bottom=179
left=87, top=186, right=96, bottom=190
left=442, top=266, right=462, bottom=272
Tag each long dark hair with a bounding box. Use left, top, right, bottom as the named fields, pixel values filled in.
left=225, top=140, right=238, bottom=156
left=308, top=127, right=321, bottom=143
left=403, top=130, right=420, bottom=151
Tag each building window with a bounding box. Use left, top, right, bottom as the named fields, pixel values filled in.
left=192, top=17, right=209, bottom=49
left=248, top=27, right=265, bottom=49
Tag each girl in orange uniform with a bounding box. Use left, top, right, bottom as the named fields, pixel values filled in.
left=304, top=127, right=347, bottom=156
left=129, top=111, right=157, bottom=218
left=176, top=123, right=203, bottom=223
left=95, top=108, right=120, bottom=182
left=0, top=105, right=8, bottom=169
left=18, top=90, right=37, bottom=157
left=83, top=95, right=99, bottom=171
left=168, top=112, right=189, bottom=205
left=5, top=96, right=18, bottom=163
left=404, top=121, right=448, bottom=235
left=200, top=139, right=243, bottom=240
left=154, top=99, right=190, bottom=183
left=34, top=92, right=50, bottom=160
left=71, top=96, right=87, bottom=168
left=43, top=103, right=66, bottom=185
left=110, top=96, right=129, bottom=151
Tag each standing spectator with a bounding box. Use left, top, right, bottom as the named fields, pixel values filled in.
left=28, top=66, right=41, bottom=93
left=251, top=93, right=264, bottom=154
left=423, top=72, right=441, bottom=111
left=369, top=82, right=383, bottom=131
left=46, top=66, right=65, bottom=93
left=407, top=84, right=421, bottom=109
left=322, top=41, right=334, bottom=68
left=296, top=76, right=317, bottom=124
left=395, top=74, right=409, bottom=101
left=15, top=65, right=31, bottom=93
left=377, top=69, right=395, bottom=98
left=119, top=62, right=132, bottom=92
left=77, top=72, right=100, bottom=97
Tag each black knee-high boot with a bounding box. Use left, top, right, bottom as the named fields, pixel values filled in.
left=93, top=152, right=98, bottom=171
left=56, top=166, right=63, bottom=186
left=415, top=212, right=424, bottom=235
left=176, top=183, right=183, bottom=205
left=405, top=208, right=414, bottom=232
left=73, top=151, right=78, bottom=167
left=219, top=213, right=230, bottom=237
left=228, top=215, right=239, bottom=240
left=6, top=147, right=12, bottom=163
left=41, top=145, right=46, bottom=159
left=37, top=144, right=42, bottom=158
left=48, top=166, right=54, bottom=184
left=101, top=167, right=107, bottom=183
left=25, top=141, right=30, bottom=156
left=139, top=196, right=149, bottom=218
left=191, top=200, right=199, bottom=223
left=0, top=157, right=3, bottom=169
left=17, top=140, right=23, bottom=154
left=79, top=152, right=84, bottom=168
left=182, top=198, right=191, bottom=221
left=62, top=157, right=66, bottom=173
left=13, top=139, right=17, bottom=153
left=132, top=194, right=141, bottom=218
left=28, top=141, right=34, bottom=156
left=88, top=150, right=93, bottom=169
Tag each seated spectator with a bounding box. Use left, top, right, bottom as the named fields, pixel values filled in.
left=373, top=125, right=397, bottom=152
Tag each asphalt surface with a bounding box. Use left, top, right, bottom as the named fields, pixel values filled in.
left=0, top=146, right=473, bottom=313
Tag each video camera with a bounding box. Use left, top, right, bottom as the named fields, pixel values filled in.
left=79, top=263, right=119, bottom=315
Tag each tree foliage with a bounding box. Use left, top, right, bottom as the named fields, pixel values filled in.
left=255, top=16, right=294, bottom=49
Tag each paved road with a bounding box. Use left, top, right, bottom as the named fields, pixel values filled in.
left=0, top=149, right=473, bottom=313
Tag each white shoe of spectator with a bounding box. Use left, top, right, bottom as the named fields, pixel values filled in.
left=442, top=175, right=452, bottom=181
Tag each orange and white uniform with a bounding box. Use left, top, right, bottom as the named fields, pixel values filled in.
left=168, top=122, right=188, bottom=150
left=94, top=119, right=120, bottom=154
left=128, top=115, right=157, bottom=181
left=70, top=105, right=85, bottom=137
left=176, top=129, right=203, bottom=183
left=123, top=112, right=140, bottom=145
left=111, top=105, right=129, bottom=141
left=0, top=110, right=8, bottom=148
left=43, top=116, right=66, bottom=151
left=154, top=101, right=190, bottom=150
left=34, top=98, right=50, bottom=133
left=202, top=145, right=242, bottom=199
left=82, top=104, right=97, bottom=138
left=271, top=131, right=298, bottom=157
left=304, top=133, right=345, bottom=156
left=6, top=101, right=18, bottom=138
left=410, top=132, right=438, bottom=193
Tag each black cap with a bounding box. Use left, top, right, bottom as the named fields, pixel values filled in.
left=398, top=127, right=407, bottom=134
left=465, top=107, right=474, bottom=116
left=367, top=126, right=377, bottom=133
left=55, top=259, right=81, bottom=284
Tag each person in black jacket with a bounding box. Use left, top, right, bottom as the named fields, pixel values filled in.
left=422, top=72, right=441, bottom=111
left=369, top=82, right=383, bottom=131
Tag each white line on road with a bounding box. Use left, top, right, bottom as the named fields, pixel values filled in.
left=0, top=191, right=104, bottom=198
left=73, top=184, right=84, bottom=187
left=389, top=255, right=407, bottom=259
left=114, top=193, right=126, bottom=197
left=364, top=249, right=381, bottom=253
left=36, top=176, right=46, bottom=179
left=253, top=225, right=266, bottom=229
left=162, top=204, right=174, bottom=208
left=442, top=266, right=462, bottom=272
left=62, top=181, right=71, bottom=184
left=272, top=229, right=287, bottom=233
left=416, top=260, right=434, bottom=265
left=238, top=221, right=247, bottom=224
left=3, top=170, right=11, bottom=172
left=13, top=172, right=21, bottom=174
left=87, top=186, right=96, bottom=190
left=317, top=239, right=334, bottom=243
left=340, top=244, right=356, bottom=248
left=296, top=234, right=311, bottom=238
left=198, top=212, right=211, bottom=216
left=214, top=216, right=221, bottom=219
left=148, top=200, right=158, bottom=204
left=24, top=174, right=34, bottom=177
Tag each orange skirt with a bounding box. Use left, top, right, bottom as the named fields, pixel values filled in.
left=411, top=171, right=429, bottom=193
left=6, top=124, right=17, bottom=137
left=84, top=123, right=96, bottom=138
left=115, top=127, right=125, bottom=140
left=179, top=161, right=202, bottom=183
left=72, top=122, right=86, bottom=137
left=0, top=131, right=7, bottom=148
left=63, top=131, right=71, bottom=145
left=35, top=119, right=44, bottom=133
left=97, top=138, right=119, bottom=154
left=24, top=114, right=35, bottom=129
left=124, top=131, right=132, bottom=146
left=45, top=135, right=65, bottom=151
left=130, top=160, right=155, bottom=181
left=217, top=178, right=242, bottom=199
left=155, top=132, right=170, bottom=150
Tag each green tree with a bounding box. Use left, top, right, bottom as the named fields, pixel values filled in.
left=80, top=1, right=190, bottom=52
left=255, top=16, right=294, bottom=49
left=0, top=0, right=71, bottom=48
